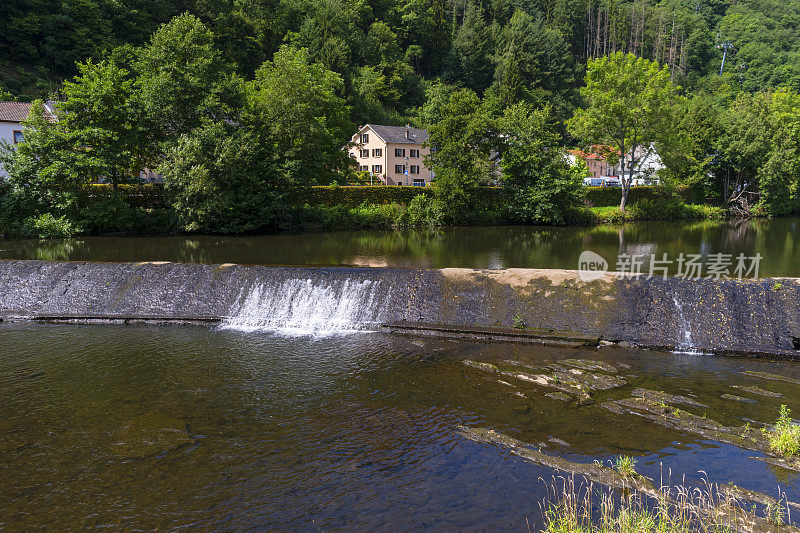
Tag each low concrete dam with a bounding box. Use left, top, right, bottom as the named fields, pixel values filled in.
left=1, top=259, right=799, bottom=357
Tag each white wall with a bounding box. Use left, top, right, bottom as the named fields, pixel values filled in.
left=0, top=120, right=23, bottom=178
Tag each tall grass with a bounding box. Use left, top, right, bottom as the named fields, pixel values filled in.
left=764, top=405, right=800, bottom=459
left=540, top=472, right=791, bottom=533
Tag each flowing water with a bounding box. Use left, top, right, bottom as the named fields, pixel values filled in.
left=4, top=217, right=800, bottom=276
left=224, top=278, right=390, bottom=334
left=1, top=321, right=800, bottom=530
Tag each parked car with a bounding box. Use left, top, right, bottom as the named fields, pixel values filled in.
left=631, top=177, right=660, bottom=186
left=583, top=177, right=605, bottom=187
left=602, top=178, right=621, bottom=187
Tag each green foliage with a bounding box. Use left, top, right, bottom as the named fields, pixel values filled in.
left=568, top=52, right=682, bottom=211
left=445, top=2, right=493, bottom=94
left=591, top=203, right=725, bottom=224
left=764, top=405, right=800, bottom=459
left=160, top=121, right=278, bottom=233
left=499, top=103, right=585, bottom=224
left=493, top=10, right=575, bottom=114
left=137, top=14, right=243, bottom=142
left=426, top=88, right=495, bottom=223
left=614, top=455, right=637, bottom=477
left=395, top=194, right=443, bottom=227
left=246, top=46, right=353, bottom=186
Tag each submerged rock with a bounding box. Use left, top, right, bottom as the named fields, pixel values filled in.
left=743, top=371, right=800, bottom=385
left=721, top=393, right=757, bottom=404
left=545, top=392, right=572, bottom=401
left=462, top=359, right=499, bottom=372
left=559, top=359, right=618, bottom=374
left=458, top=426, right=657, bottom=496
left=603, top=392, right=800, bottom=474
left=731, top=384, right=785, bottom=398
left=629, top=388, right=707, bottom=408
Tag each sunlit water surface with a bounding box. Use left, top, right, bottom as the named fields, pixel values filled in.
left=1, top=323, right=799, bottom=529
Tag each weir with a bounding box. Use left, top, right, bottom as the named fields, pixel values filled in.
left=2, top=259, right=800, bottom=357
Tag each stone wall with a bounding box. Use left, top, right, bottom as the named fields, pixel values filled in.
left=1, top=260, right=798, bottom=357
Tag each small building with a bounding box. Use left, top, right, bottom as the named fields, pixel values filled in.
left=0, top=101, right=57, bottom=178
left=346, top=124, right=433, bottom=186
left=567, top=147, right=619, bottom=180
left=568, top=144, right=663, bottom=186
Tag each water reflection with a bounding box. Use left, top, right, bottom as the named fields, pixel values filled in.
left=3, top=218, right=800, bottom=276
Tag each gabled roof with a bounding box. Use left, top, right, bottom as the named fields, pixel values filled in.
left=364, top=123, right=429, bottom=144
left=0, top=101, right=57, bottom=123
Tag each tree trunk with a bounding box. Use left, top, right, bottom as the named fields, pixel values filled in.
left=619, top=155, right=628, bottom=212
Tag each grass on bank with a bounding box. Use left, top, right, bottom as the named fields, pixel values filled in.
left=590, top=203, right=726, bottom=224
left=541, top=474, right=790, bottom=533
left=764, top=405, right=800, bottom=459
left=613, top=456, right=637, bottom=478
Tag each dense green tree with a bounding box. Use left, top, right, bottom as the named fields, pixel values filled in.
left=446, top=2, right=494, bottom=94
left=160, top=121, right=277, bottom=233
left=713, top=91, right=774, bottom=213
left=499, top=102, right=585, bottom=224
left=245, top=46, right=353, bottom=186
left=136, top=14, right=243, bottom=144
left=568, top=52, right=681, bottom=211
left=493, top=10, right=575, bottom=113
left=426, top=88, right=495, bottom=222
left=58, top=58, right=149, bottom=185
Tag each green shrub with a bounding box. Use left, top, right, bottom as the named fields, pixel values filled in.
left=764, top=405, right=800, bottom=458
left=396, top=194, right=444, bottom=227
left=12, top=213, right=78, bottom=238
left=584, top=185, right=700, bottom=208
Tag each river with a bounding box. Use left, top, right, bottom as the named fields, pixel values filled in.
left=1, top=322, right=799, bottom=529
left=2, top=217, right=800, bottom=276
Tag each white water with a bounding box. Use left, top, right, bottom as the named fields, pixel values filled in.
left=222, top=278, right=390, bottom=335
left=671, top=293, right=703, bottom=355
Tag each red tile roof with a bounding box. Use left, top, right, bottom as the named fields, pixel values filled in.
left=0, top=101, right=57, bottom=123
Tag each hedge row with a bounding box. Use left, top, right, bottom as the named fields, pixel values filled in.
left=94, top=183, right=706, bottom=210
left=584, top=185, right=702, bottom=207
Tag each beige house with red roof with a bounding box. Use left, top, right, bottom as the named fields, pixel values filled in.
left=346, top=124, right=433, bottom=186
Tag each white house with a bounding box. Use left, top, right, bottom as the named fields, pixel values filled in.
left=0, top=100, right=163, bottom=183
left=346, top=124, right=433, bottom=186
left=0, top=101, right=57, bottom=178
left=619, top=144, right=664, bottom=184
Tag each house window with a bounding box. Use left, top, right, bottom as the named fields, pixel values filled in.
left=360, top=133, right=369, bottom=144
left=395, top=164, right=406, bottom=174
left=372, top=165, right=382, bottom=174
left=410, top=149, right=419, bottom=158
left=359, top=165, right=369, bottom=172
left=410, top=165, right=419, bottom=174
left=360, top=149, right=369, bottom=158
left=372, top=148, right=382, bottom=157
left=413, top=178, right=425, bottom=187
left=13, top=130, right=23, bottom=144
left=395, top=148, right=405, bottom=157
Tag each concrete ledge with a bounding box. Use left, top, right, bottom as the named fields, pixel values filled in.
left=1, top=259, right=800, bottom=358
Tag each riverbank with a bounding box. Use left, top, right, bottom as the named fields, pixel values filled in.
left=1, top=184, right=723, bottom=238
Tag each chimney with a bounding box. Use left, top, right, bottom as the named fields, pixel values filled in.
left=405, top=126, right=409, bottom=140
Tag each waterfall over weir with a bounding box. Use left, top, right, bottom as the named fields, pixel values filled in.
left=2, top=260, right=800, bottom=356
left=223, top=278, right=391, bottom=334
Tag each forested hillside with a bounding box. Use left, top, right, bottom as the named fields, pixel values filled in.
left=2, top=0, right=800, bottom=123
left=3, top=0, right=800, bottom=237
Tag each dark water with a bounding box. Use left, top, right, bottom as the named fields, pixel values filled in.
left=1, top=323, right=799, bottom=530
left=3, top=218, right=800, bottom=277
